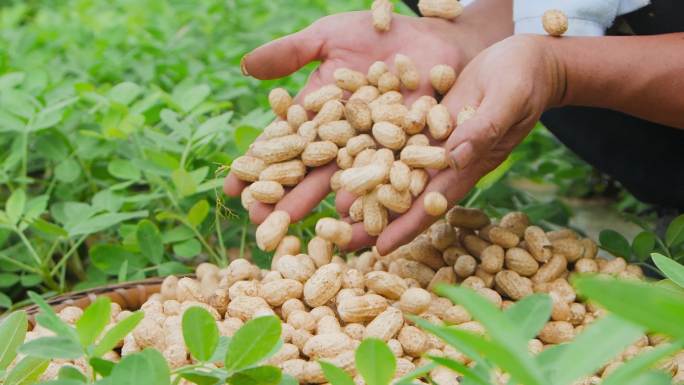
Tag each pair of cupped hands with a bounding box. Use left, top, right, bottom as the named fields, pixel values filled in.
left=224, top=11, right=566, bottom=255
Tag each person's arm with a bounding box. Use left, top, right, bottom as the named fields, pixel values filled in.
left=552, top=33, right=684, bottom=128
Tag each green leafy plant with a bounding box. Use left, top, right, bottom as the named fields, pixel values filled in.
left=599, top=214, right=684, bottom=264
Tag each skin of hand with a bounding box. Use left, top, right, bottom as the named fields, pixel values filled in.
left=223, top=8, right=512, bottom=240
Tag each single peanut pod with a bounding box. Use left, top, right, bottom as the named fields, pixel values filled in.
left=407, top=133, right=430, bottom=146
left=262, top=120, right=294, bottom=139
left=427, top=104, right=454, bottom=140
left=318, top=120, right=356, bottom=147
left=372, top=121, right=406, bottom=150
left=255, top=210, right=290, bottom=251
left=231, top=155, right=266, bottom=182
left=479, top=225, right=520, bottom=248
left=371, top=0, right=393, bottom=32
left=574, top=258, right=598, bottom=274
left=418, top=0, right=463, bottom=20
left=399, top=287, right=431, bottom=314
left=240, top=188, right=255, bottom=210
left=346, top=197, right=364, bottom=222
left=301, top=140, right=338, bottom=167
left=442, top=245, right=467, bottom=265
left=376, top=184, right=412, bottom=214
left=475, top=267, right=495, bottom=288
left=259, top=160, right=306, bottom=186
left=316, top=315, right=342, bottom=335
left=377, top=72, right=401, bottom=93
left=364, top=307, right=404, bottom=341
left=398, top=326, right=428, bottom=357
left=400, top=145, right=448, bottom=169
left=456, top=105, right=476, bottom=125
left=269, top=88, right=292, bottom=118
left=407, top=96, right=438, bottom=131
left=365, top=271, right=408, bottom=299
left=542, top=9, right=568, bottom=37
left=424, top=191, right=448, bottom=216
left=525, top=226, right=553, bottom=263
left=363, top=191, right=388, bottom=236
left=344, top=99, right=373, bottom=132
left=297, top=121, right=318, bottom=143
left=371, top=103, right=409, bottom=127
left=274, top=235, right=301, bottom=260
left=505, top=247, right=540, bottom=277
left=389, top=161, right=411, bottom=192
left=259, top=279, right=303, bottom=307
left=446, top=206, right=490, bottom=229
left=313, top=100, right=344, bottom=126
left=372, top=148, right=395, bottom=171
left=388, top=258, right=435, bottom=287
left=480, top=245, right=505, bottom=274
left=249, top=180, right=285, bottom=204
left=428, top=266, right=456, bottom=291
left=462, top=234, right=490, bottom=258
left=580, top=238, right=598, bottom=259
left=337, top=294, right=388, bottom=323
left=495, top=270, right=533, bottom=300
left=350, top=85, right=381, bottom=105
left=428, top=220, right=458, bottom=251
left=404, top=235, right=445, bottom=270
left=330, top=170, right=343, bottom=191
left=394, top=54, right=420, bottom=91
left=353, top=148, right=377, bottom=168
left=547, top=228, right=579, bottom=241
left=346, top=134, right=377, bottom=156
left=552, top=238, right=585, bottom=262
left=408, top=169, right=429, bottom=197
left=304, top=263, right=343, bottom=307
left=302, top=332, right=353, bottom=359
left=334, top=68, right=368, bottom=92
left=336, top=147, right=354, bottom=170
left=340, top=164, right=388, bottom=195
left=287, top=104, right=308, bottom=129
left=275, top=254, right=316, bottom=282
left=251, top=134, right=307, bottom=164
left=500, top=211, right=530, bottom=237
left=367, top=61, right=389, bottom=86
left=304, top=85, right=343, bottom=112
left=532, top=254, right=567, bottom=283
left=368, top=90, right=403, bottom=110
left=539, top=321, right=574, bottom=344
left=315, top=218, right=353, bottom=247
left=453, top=254, right=477, bottom=278
left=226, top=295, right=270, bottom=321
left=308, top=236, right=333, bottom=267
left=430, top=64, right=456, bottom=94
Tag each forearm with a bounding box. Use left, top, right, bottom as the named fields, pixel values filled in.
left=460, top=0, right=514, bottom=48
left=551, top=33, right=684, bottom=128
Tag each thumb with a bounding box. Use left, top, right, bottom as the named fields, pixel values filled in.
left=242, top=24, right=325, bottom=80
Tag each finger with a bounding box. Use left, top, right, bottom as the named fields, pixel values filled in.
left=335, top=190, right=358, bottom=216
left=342, top=222, right=378, bottom=252
left=224, top=173, right=248, bottom=197
left=242, top=24, right=325, bottom=80
left=274, top=162, right=338, bottom=222
left=249, top=201, right=274, bottom=225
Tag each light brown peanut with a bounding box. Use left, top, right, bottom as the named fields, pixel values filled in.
left=304, top=85, right=343, bottom=112
left=418, top=0, right=463, bottom=20
left=249, top=180, right=284, bottom=204
left=231, top=155, right=266, bottom=182
left=269, top=88, right=292, bottom=118
left=318, top=120, right=356, bottom=147
left=424, top=191, right=448, bottom=216
left=251, top=134, right=307, bottom=164
left=301, top=141, right=338, bottom=167
left=427, top=104, right=454, bottom=140
left=303, top=263, right=343, bottom=307
left=401, top=145, right=448, bottom=169
left=430, top=64, right=456, bottom=94
left=394, top=54, right=420, bottom=90
left=256, top=211, right=290, bottom=251
left=371, top=0, right=393, bottom=32
left=259, top=159, right=306, bottom=186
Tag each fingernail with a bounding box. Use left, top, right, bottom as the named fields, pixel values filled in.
left=240, top=55, right=251, bottom=77
left=449, top=141, right=474, bottom=170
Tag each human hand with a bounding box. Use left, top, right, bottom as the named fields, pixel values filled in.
left=224, top=11, right=491, bottom=228
left=368, top=34, right=566, bottom=255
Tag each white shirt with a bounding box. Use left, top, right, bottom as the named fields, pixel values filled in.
left=461, top=0, right=651, bottom=36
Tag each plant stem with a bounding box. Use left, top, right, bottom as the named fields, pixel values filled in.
left=50, top=235, right=88, bottom=276
left=214, top=206, right=227, bottom=266
left=238, top=217, right=248, bottom=260
left=0, top=254, right=40, bottom=274
left=464, top=188, right=482, bottom=208
left=15, top=227, right=44, bottom=267
left=655, top=237, right=673, bottom=259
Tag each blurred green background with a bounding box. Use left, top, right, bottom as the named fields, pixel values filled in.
left=0, top=0, right=652, bottom=309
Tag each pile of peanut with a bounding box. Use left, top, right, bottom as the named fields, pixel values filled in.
left=233, top=55, right=465, bottom=250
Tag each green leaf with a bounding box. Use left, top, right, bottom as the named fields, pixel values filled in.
left=93, top=311, right=144, bottom=357
left=547, top=314, right=644, bottom=385
left=90, top=244, right=146, bottom=275
left=108, top=82, right=142, bottom=105
left=234, top=125, right=260, bottom=154
left=225, top=316, right=281, bottom=371
left=19, top=336, right=83, bottom=359
left=209, top=336, right=231, bottom=363
left=504, top=294, right=552, bottom=339
left=137, top=220, right=163, bottom=264
left=599, top=230, right=631, bottom=258
left=355, top=338, right=396, bottom=385
left=278, top=375, right=298, bottom=385
left=632, top=231, right=657, bottom=261
left=172, top=239, right=201, bottom=259
left=182, top=306, right=220, bottom=362
left=623, top=371, right=673, bottom=385
left=476, top=154, right=516, bottom=190
left=574, top=275, right=684, bottom=341
left=89, top=357, right=115, bottom=377
left=320, top=361, right=355, bottom=385
left=68, top=210, right=148, bottom=237
left=75, top=297, right=112, bottom=347
left=58, top=366, right=87, bottom=381
left=666, top=214, right=684, bottom=247
left=652, top=253, right=684, bottom=289
left=108, top=159, right=141, bottom=180
left=171, top=168, right=198, bottom=197
left=187, top=199, right=210, bottom=228
left=0, top=292, right=12, bottom=309
left=0, top=273, right=20, bottom=288
left=173, top=84, right=211, bottom=113
left=108, top=349, right=170, bottom=385
left=30, top=218, right=68, bottom=238
left=0, top=311, right=27, bottom=370
left=180, top=371, right=221, bottom=385
left=55, top=158, right=81, bottom=183
left=393, top=363, right=438, bottom=385
left=602, top=342, right=682, bottom=385
left=6, top=188, right=26, bottom=225
left=426, top=356, right=489, bottom=385
left=4, top=356, right=49, bottom=385
left=20, top=274, right=42, bottom=287
left=411, top=316, right=486, bottom=368
left=227, top=366, right=281, bottom=385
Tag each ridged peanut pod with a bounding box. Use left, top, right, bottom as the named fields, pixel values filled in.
left=407, top=133, right=430, bottom=146
left=346, top=134, right=377, bottom=156
left=388, top=258, right=435, bottom=286
left=524, top=226, right=553, bottom=263
left=345, top=100, right=373, bottom=132
left=539, top=321, right=574, bottom=344
left=369, top=91, right=403, bottom=110
left=304, top=85, right=344, bottom=112
left=259, top=160, right=306, bottom=186
left=336, top=147, right=353, bottom=170
left=334, top=68, right=368, bottom=92
left=337, top=294, right=388, bottom=323
left=364, top=307, right=404, bottom=341
left=367, top=61, right=389, bottom=86
left=532, top=254, right=567, bottom=283
left=377, top=72, right=401, bottom=93
left=372, top=121, right=406, bottom=150
left=494, top=270, right=533, bottom=300
left=418, top=0, right=463, bottom=20
left=240, top=188, right=255, bottom=209
left=405, top=96, right=438, bottom=134
left=427, top=104, right=454, bottom=140
left=363, top=191, right=388, bottom=236
left=462, top=234, right=490, bottom=258
left=398, top=326, right=428, bottom=357
left=408, top=169, right=429, bottom=197
left=457, top=105, right=476, bottom=125
left=504, top=247, right=539, bottom=277
left=330, top=170, right=343, bottom=191
left=399, top=287, right=432, bottom=314
left=259, top=279, right=303, bottom=307
left=542, top=10, right=568, bottom=37
left=551, top=238, right=585, bottom=262
left=499, top=211, right=530, bottom=237
left=424, top=192, right=448, bottom=216
left=371, top=103, right=409, bottom=127
left=429, top=64, right=456, bottom=94
left=315, top=218, right=353, bottom=247
left=301, top=141, right=338, bottom=167
left=365, top=271, right=408, bottom=299
left=349, top=197, right=364, bottom=222
left=269, top=88, right=292, bottom=118
left=287, top=104, right=308, bottom=129
left=394, top=54, right=420, bottom=91
left=400, top=145, right=448, bottom=169
left=262, top=120, right=294, bottom=139
left=313, top=100, right=344, bottom=125
left=274, top=235, right=301, bottom=259
left=480, top=245, right=504, bottom=274
left=249, top=181, right=285, bottom=204
left=428, top=221, right=458, bottom=251
left=445, top=206, right=490, bottom=228
left=231, top=155, right=266, bottom=182
left=479, top=225, right=520, bottom=248
left=297, top=121, right=318, bottom=143
left=353, top=148, right=377, bottom=167
left=308, top=236, right=333, bottom=267
left=318, top=120, right=356, bottom=146
left=371, top=0, right=393, bottom=32
left=389, top=161, right=411, bottom=192
left=255, top=210, right=290, bottom=251
left=340, top=164, right=388, bottom=195
left=302, top=333, right=353, bottom=359
left=303, top=263, right=343, bottom=307
left=377, top=184, right=412, bottom=214
left=407, top=235, right=446, bottom=269
left=251, top=134, right=307, bottom=164
left=350, top=85, right=381, bottom=104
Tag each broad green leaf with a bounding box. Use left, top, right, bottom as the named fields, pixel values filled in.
left=393, top=363, right=438, bottom=385
left=411, top=316, right=486, bottom=368
left=68, top=210, right=148, bottom=237
left=355, top=338, right=396, bottom=385
left=137, top=220, right=163, bottom=264
left=89, top=357, right=115, bottom=377
left=6, top=188, right=26, bottom=225
left=426, top=356, right=488, bottom=385
left=108, top=159, right=141, bottom=180
left=58, top=366, right=87, bottom=381
left=180, top=371, right=221, bottom=385
left=504, top=294, right=552, bottom=339
left=0, top=273, right=20, bottom=288
left=173, top=239, right=202, bottom=259
left=162, top=226, right=195, bottom=243
left=602, top=343, right=682, bottom=385
left=108, top=82, right=142, bottom=105
left=547, top=314, right=644, bottom=385
left=574, top=276, right=684, bottom=341
left=19, top=336, right=83, bottom=359
left=23, top=195, right=49, bottom=223
left=93, top=311, right=144, bottom=357
left=172, top=84, right=211, bottom=113
left=632, top=231, right=657, bottom=260
left=623, top=371, right=673, bottom=385
left=599, top=230, right=631, bottom=258
left=75, top=297, right=112, bottom=347
left=225, top=316, right=282, bottom=371
left=194, top=112, right=232, bottom=141
left=20, top=274, right=42, bottom=287
left=320, top=361, right=355, bottom=385
left=227, top=366, right=281, bottom=385
left=30, top=218, right=68, bottom=237
left=209, top=336, right=231, bottom=363
left=157, top=261, right=193, bottom=276
left=171, top=168, right=198, bottom=197
left=234, top=125, right=260, bottom=154
left=182, top=307, right=219, bottom=362
left=108, top=349, right=170, bottom=385
left=0, top=292, right=12, bottom=309
left=54, top=158, right=81, bottom=183
left=39, top=380, right=84, bottom=385
left=0, top=311, right=27, bottom=370
left=187, top=199, right=210, bottom=227
left=652, top=253, right=684, bottom=288
left=90, top=244, right=146, bottom=275
left=666, top=214, right=684, bottom=247
left=4, top=356, right=49, bottom=385
left=278, top=375, right=298, bottom=385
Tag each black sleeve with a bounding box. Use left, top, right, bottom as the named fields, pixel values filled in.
left=402, top=0, right=421, bottom=15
